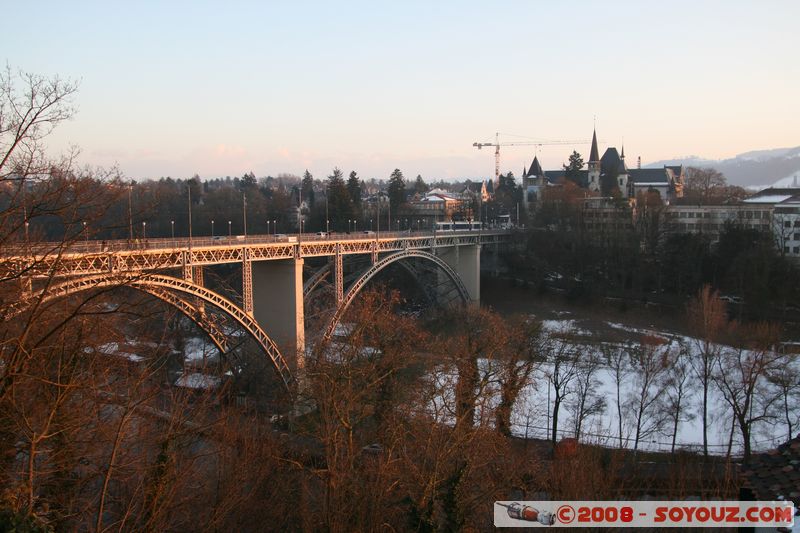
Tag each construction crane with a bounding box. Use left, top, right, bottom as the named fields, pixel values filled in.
left=473, top=132, right=589, bottom=181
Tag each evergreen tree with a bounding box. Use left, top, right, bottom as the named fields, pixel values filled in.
left=241, top=171, right=257, bottom=190
left=414, top=174, right=429, bottom=195
left=347, top=171, right=362, bottom=211
left=388, top=168, right=406, bottom=214
left=326, top=167, right=353, bottom=231
left=301, top=169, right=315, bottom=207
left=563, top=151, right=584, bottom=186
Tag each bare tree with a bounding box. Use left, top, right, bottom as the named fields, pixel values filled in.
left=660, top=342, right=696, bottom=453
left=565, top=350, right=606, bottom=440
left=767, top=355, right=800, bottom=441
left=714, top=322, right=783, bottom=461
left=626, top=336, right=670, bottom=451
left=492, top=317, right=543, bottom=437
left=439, top=307, right=505, bottom=432
left=687, top=285, right=727, bottom=456
left=544, top=330, right=581, bottom=443
left=602, top=343, right=630, bottom=448
left=684, top=167, right=727, bottom=204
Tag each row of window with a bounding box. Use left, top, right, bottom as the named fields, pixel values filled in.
left=669, top=221, right=769, bottom=232
left=584, top=211, right=629, bottom=219
left=783, top=246, right=800, bottom=255
left=584, top=222, right=631, bottom=230
left=782, top=219, right=800, bottom=228
left=674, top=210, right=769, bottom=220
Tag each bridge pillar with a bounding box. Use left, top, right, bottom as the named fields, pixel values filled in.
left=437, top=244, right=480, bottom=305
left=252, top=258, right=305, bottom=371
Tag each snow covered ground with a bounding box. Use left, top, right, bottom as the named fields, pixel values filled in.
left=427, top=317, right=799, bottom=456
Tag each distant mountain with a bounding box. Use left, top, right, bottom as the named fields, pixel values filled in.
left=646, top=146, right=800, bottom=188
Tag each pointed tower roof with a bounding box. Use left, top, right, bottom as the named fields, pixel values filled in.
left=523, top=165, right=528, bottom=178
left=618, top=157, right=628, bottom=175
left=589, top=128, right=599, bottom=162
left=529, top=156, right=544, bottom=176
left=621, top=144, right=625, bottom=159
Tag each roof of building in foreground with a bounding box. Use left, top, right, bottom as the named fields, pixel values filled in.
left=740, top=433, right=800, bottom=503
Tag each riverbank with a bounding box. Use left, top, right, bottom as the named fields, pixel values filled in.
left=480, top=275, right=693, bottom=341
left=480, top=275, right=800, bottom=342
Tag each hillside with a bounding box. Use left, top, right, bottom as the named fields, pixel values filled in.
left=647, top=146, right=800, bottom=188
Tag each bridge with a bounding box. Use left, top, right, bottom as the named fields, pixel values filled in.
left=1, top=230, right=510, bottom=395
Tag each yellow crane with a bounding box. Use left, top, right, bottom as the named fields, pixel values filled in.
left=473, top=133, right=589, bottom=181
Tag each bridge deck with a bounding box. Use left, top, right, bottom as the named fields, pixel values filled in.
left=1, top=230, right=510, bottom=278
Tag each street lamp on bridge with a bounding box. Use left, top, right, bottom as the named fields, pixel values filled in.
left=228, top=220, right=232, bottom=238
left=171, top=220, right=175, bottom=239
left=142, top=221, right=146, bottom=241
left=242, top=192, right=247, bottom=238
left=128, top=182, right=133, bottom=242
left=211, top=220, right=214, bottom=238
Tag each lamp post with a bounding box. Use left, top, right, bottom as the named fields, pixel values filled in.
left=128, top=182, right=133, bottom=242
left=24, top=221, right=29, bottom=243
left=272, top=220, right=276, bottom=234
left=83, top=221, right=88, bottom=242
left=326, top=219, right=329, bottom=234
left=211, top=220, right=214, bottom=238
left=370, top=218, right=373, bottom=231
left=142, top=221, right=146, bottom=241
left=266, top=220, right=270, bottom=235
left=228, top=220, right=232, bottom=238
left=187, top=182, right=193, bottom=246
left=242, top=192, right=247, bottom=237
left=171, top=220, right=175, bottom=239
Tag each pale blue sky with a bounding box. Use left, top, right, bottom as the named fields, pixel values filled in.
left=4, top=1, right=798, bottom=180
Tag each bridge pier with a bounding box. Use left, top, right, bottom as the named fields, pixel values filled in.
left=252, top=258, right=305, bottom=371
left=437, top=244, right=480, bottom=305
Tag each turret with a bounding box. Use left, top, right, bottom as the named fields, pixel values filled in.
left=588, top=128, right=600, bottom=193
left=618, top=144, right=629, bottom=196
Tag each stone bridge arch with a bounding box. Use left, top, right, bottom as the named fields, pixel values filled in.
left=322, top=249, right=470, bottom=341
left=13, top=273, right=295, bottom=394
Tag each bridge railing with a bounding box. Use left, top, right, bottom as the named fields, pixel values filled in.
left=2, top=228, right=509, bottom=257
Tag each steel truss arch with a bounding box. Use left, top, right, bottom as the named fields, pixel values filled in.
left=139, top=285, right=229, bottom=356
left=303, top=263, right=331, bottom=301
left=322, top=249, right=469, bottom=341
left=17, top=273, right=295, bottom=394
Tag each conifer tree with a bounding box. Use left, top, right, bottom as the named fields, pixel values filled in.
left=388, top=168, right=406, bottom=214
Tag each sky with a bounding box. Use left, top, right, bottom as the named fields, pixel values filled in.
left=4, top=1, right=799, bottom=182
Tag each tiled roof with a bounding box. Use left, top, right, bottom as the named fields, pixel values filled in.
left=544, top=169, right=588, bottom=187
left=740, top=433, right=800, bottom=504
left=629, top=168, right=669, bottom=184
left=601, top=147, right=622, bottom=177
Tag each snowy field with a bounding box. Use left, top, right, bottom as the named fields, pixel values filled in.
left=428, top=316, right=799, bottom=456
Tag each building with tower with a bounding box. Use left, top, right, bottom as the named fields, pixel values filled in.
left=521, top=127, right=685, bottom=212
